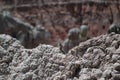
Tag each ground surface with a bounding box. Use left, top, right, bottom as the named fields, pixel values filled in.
left=0, top=33, right=120, bottom=80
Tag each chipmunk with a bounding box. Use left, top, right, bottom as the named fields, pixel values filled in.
left=58, top=42, right=66, bottom=54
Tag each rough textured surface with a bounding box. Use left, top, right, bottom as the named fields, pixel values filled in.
left=0, top=33, right=120, bottom=80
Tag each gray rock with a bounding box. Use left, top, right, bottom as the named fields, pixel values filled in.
left=113, top=63, right=120, bottom=72
left=102, top=69, right=112, bottom=79
left=0, top=34, right=120, bottom=79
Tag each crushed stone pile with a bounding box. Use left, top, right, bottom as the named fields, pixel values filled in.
left=0, top=33, right=120, bottom=80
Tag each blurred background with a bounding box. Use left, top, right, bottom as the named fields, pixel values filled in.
left=0, top=0, right=120, bottom=48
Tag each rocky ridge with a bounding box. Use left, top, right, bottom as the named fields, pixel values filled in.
left=0, top=33, right=120, bottom=80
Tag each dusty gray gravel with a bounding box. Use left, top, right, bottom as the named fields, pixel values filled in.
left=0, top=33, right=120, bottom=80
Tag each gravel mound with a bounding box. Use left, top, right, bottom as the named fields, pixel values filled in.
left=0, top=33, right=120, bottom=80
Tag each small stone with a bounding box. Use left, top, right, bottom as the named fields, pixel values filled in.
left=113, top=63, right=120, bottom=72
